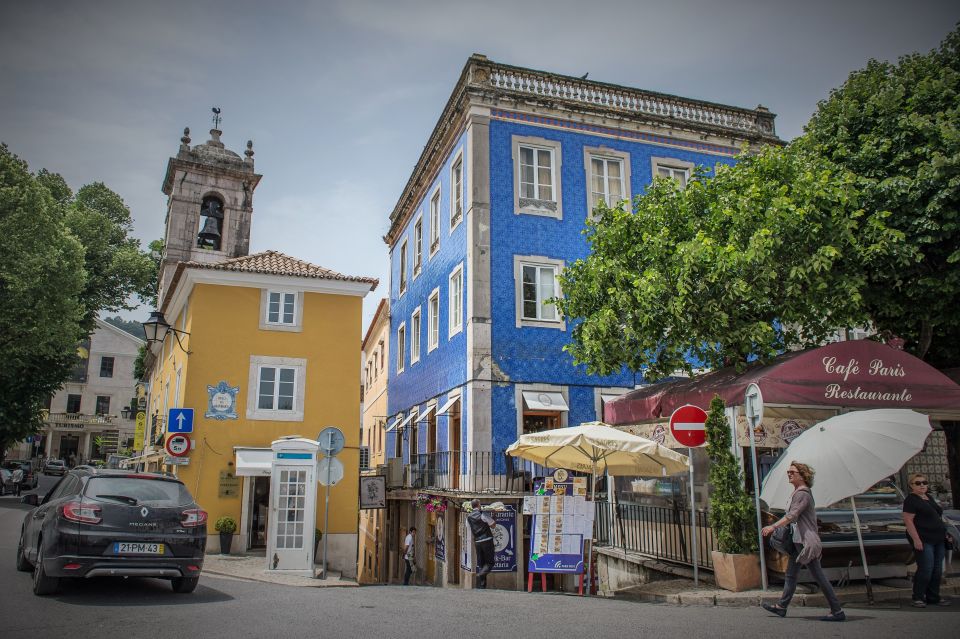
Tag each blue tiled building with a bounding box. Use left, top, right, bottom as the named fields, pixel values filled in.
left=380, top=56, right=778, bottom=587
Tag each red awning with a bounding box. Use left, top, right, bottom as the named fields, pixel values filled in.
left=605, top=340, right=960, bottom=424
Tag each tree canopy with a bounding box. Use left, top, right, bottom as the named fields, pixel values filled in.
left=0, top=144, right=155, bottom=454
left=802, top=25, right=960, bottom=366
left=556, top=144, right=905, bottom=380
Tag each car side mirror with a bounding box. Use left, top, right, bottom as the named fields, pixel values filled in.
left=21, top=494, right=39, bottom=507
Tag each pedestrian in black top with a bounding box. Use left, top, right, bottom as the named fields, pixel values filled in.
left=467, top=499, right=495, bottom=589
left=902, top=473, right=950, bottom=607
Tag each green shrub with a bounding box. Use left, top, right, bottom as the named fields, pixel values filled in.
left=705, top=395, right=758, bottom=554
left=214, top=516, right=237, bottom=534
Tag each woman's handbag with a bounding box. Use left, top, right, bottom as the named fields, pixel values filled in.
left=770, top=523, right=797, bottom=555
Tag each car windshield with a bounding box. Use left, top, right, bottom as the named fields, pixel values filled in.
left=84, top=477, right=193, bottom=506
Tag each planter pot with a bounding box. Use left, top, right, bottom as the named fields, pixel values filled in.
left=219, top=532, right=234, bottom=555
left=711, top=550, right=761, bottom=592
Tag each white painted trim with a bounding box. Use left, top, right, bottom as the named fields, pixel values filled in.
left=398, top=238, right=409, bottom=299
left=246, top=355, right=306, bottom=422
left=396, top=322, right=406, bottom=374
left=259, top=289, right=304, bottom=332
left=427, top=287, right=441, bottom=352
left=650, top=156, right=695, bottom=187
left=583, top=146, right=632, bottom=217
left=448, top=263, right=464, bottom=338
left=512, top=135, right=563, bottom=219
left=514, top=383, right=568, bottom=439
left=449, top=148, right=464, bottom=234
left=513, top=254, right=566, bottom=330
left=410, top=307, right=422, bottom=365
left=428, top=184, right=442, bottom=259
left=412, top=212, right=424, bottom=280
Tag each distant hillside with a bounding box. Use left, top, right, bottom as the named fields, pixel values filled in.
left=103, top=316, right=145, bottom=339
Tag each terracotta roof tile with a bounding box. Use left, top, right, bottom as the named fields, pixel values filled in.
left=182, top=250, right=378, bottom=286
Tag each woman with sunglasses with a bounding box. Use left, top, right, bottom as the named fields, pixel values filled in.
left=902, top=473, right=950, bottom=607
left=760, top=461, right=845, bottom=621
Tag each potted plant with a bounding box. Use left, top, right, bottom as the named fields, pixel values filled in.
left=705, top=396, right=761, bottom=591
left=215, top=516, right=237, bottom=555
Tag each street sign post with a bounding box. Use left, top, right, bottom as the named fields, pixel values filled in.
left=669, top=404, right=709, bottom=585
left=316, top=426, right=345, bottom=580
left=317, top=427, right=345, bottom=456
left=317, top=457, right=344, bottom=486
left=167, top=408, right=194, bottom=434
left=165, top=434, right=191, bottom=457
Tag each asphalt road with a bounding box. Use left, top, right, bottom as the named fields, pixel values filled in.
left=2, top=475, right=959, bottom=639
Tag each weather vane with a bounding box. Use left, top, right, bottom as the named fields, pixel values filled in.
left=212, top=107, right=222, bottom=129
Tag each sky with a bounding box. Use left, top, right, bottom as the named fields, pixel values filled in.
left=2, top=0, right=957, bottom=330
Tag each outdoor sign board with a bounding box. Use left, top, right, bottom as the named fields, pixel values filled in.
left=435, top=514, right=445, bottom=562
left=359, top=475, right=386, bottom=509
left=525, top=480, right=593, bottom=574
left=491, top=507, right=517, bottom=572
left=167, top=408, right=194, bottom=434
left=165, top=434, right=190, bottom=457
left=669, top=404, right=708, bottom=448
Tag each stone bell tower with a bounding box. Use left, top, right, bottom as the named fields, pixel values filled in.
left=158, top=110, right=262, bottom=305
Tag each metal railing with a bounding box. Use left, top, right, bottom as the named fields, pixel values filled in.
left=45, top=412, right=115, bottom=428
left=594, top=501, right=717, bottom=569
left=390, top=450, right=550, bottom=494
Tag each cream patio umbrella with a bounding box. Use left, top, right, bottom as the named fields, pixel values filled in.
left=506, top=421, right=690, bottom=593
left=759, top=409, right=932, bottom=604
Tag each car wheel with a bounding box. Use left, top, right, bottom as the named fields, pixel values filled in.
left=171, top=576, right=199, bottom=593
left=32, top=541, right=59, bottom=596
left=15, top=531, right=32, bottom=572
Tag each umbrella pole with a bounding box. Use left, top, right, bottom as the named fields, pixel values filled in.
left=850, top=496, right=874, bottom=605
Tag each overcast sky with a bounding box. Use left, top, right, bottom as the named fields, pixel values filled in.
left=2, top=1, right=957, bottom=330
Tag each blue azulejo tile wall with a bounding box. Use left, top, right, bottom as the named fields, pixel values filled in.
left=389, top=131, right=469, bottom=417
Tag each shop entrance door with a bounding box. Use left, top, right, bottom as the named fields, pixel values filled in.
left=249, top=477, right=270, bottom=548
left=59, top=434, right=79, bottom=464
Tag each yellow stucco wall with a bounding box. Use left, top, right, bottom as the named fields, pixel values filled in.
left=146, top=282, right=362, bottom=539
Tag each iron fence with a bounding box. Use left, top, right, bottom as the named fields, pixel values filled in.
left=594, top=501, right=717, bottom=569
left=391, top=450, right=552, bottom=494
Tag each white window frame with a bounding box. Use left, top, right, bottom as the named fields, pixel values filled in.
left=450, top=150, right=464, bottom=232
left=410, top=307, right=422, bottom=365
left=246, top=355, right=306, bottom=422
left=429, top=185, right=441, bottom=257
left=584, top=147, right=632, bottom=215
left=512, top=135, right=563, bottom=219
left=398, top=239, right=408, bottom=297
left=427, top=287, right=440, bottom=352
left=448, top=263, right=463, bottom=338
left=396, top=323, right=406, bottom=374
left=514, top=255, right=565, bottom=329
left=412, top=214, right=423, bottom=278
left=651, top=156, right=695, bottom=189
left=259, top=289, right=304, bottom=332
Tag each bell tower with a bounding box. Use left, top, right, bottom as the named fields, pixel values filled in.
left=158, top=109, right=262, bottom=305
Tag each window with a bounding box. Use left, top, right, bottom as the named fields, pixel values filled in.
left=260, top=290, right=302, bottom=332
left=514, top=256, right=565, bottom=329
left=428, top=289, right=440, bottom=352
left=66, top=394, right=81, bottom=414
left=95, top=395, right=111, bottom=416
left=398, top=240, right=408, bottom=296
left=378, top=340, right=384, bottom=369
left=99, top=356, right=114, bottom=378
left=513, top=136, right=563, bottom=218
left=396, top=324, right=406, bottom=374
left=429, top=187, right=441, bottom=256
left=651, top=157, right=695, bottom=189
left=449, top=264, right=463, bottom=337
left=413, top=216, right=423, bottom=276
left=585, top=147, right=631, bottom=213
left=246, top=356, right=306, bottom=421
left=267, top=292, right=296, bottom=325
left=411, top=308, right=421, bottom=364
left=450, top=153, right=463, bottom=229
left=360, top=446, right=371, bottom=470
left=257, top=366, right=295, bottom=411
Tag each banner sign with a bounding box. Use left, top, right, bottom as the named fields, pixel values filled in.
left=491, top=507, right=516, bottom=572
left=526, top=480, right=593, bottom=574
left=435, top=514, right=445, bottom=562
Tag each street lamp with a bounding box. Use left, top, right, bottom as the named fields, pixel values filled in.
left=141, top=311, right=191, bottom=354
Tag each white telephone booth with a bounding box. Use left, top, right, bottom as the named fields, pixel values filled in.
left=266, top=437, right=319, bottom=574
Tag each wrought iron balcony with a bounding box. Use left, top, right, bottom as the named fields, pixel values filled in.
left=388, top=450, right=553, bottom=494
left=44, top=412, right=116, bottom=429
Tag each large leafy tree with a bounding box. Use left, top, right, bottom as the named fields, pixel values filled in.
left=556, top=144, right=905, bottom=380
left=0, top=145, right=86, bottom=455
left=802, top=26, right=960, bottom=367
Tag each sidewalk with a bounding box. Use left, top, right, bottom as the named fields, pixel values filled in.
left=613, top=577, right=960, bottom=608
left=202, top=553, right=359, bottom=588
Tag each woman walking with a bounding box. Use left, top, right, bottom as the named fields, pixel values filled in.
left=902, top=473, right=951, bottom=607
left=760, top=461, right=845, bottom=622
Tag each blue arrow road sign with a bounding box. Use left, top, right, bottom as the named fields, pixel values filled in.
left=167, top=408, right=194, bottom=434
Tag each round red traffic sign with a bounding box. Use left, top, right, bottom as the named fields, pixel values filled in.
left=669, top=404, right=708, bottom=448
left=165, top=434, right=191, bottom=457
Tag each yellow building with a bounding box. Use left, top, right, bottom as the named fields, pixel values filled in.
left=139, top=123, right=376, bottom=577
left=358, top=298, right=389, bottom=582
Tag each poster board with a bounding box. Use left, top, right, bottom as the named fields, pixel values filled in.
left=524, top=479, right=593, bottom=574
left=460, top=506, right=517, bottom=572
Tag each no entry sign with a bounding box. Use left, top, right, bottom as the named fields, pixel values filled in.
left=669, top=404, right=708, bottom=448
left=165, top=434, right=191, bottom=457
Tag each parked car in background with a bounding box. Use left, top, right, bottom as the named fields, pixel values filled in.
left=16, top=468, right=208, bottom=595
left=43, top=460, right=67, bottom=476
left=0, top=468, right=15, bottom=495
left=2, top=460, right=38, bottom=490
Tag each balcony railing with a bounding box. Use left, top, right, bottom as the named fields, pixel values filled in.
left=593, top=501, right=717, bottom=569
left=391, top=450, right=553, bottom=494
left=45, top=412, right=116, bottom=428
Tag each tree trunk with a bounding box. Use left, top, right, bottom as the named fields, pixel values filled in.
left=917, top=319, right=934, bottom=360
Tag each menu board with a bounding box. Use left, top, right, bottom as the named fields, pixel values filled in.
left=524, top=479, right=594, bottom=574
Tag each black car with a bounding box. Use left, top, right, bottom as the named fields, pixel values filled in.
left=16, top=468, right=207, bottom=595
left=2, top=460, right=38, bottom=490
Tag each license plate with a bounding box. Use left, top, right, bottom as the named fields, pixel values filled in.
left=113, top=542, right=164, bottom=555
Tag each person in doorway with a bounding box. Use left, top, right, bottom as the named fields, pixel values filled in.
left=402, top=526, right=416, bottom=586
left=902, top=473, right=951, bottom=607
left=11, top=467, right=23, bottom=497
left=467, top=499, right=496, bottom=589
left=760, top=461, right=845, bottom=622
